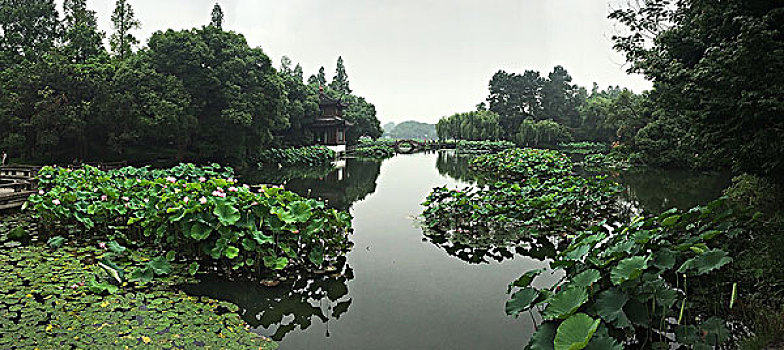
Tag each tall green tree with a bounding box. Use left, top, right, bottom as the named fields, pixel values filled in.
left=330, top=56, right=352, bottom=94
left=110, top=0, right=140, bottom=60
left=0, top=0, right=60, bottom=67
left=611, top=0, right=784, bottom=178
left=61, top=0, right=105, bottom=63
left=210, top=3, right=224, bottom=29
left=147, top=26, right=287, bottom=164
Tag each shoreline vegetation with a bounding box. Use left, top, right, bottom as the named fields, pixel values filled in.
left=1, top=163, right=354, bottom=349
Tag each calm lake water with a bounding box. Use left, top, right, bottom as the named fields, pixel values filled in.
left=184, top=151, right=731, bottom=349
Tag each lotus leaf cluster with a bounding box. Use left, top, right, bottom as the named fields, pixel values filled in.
left=422, top=176, right=622, bottom=246
left=455, top=140, right=515, bottom=154
left=0, top=222, right=277, bottom=349
left=353, top=144, right=395, bottom=159
left=257, top=146, right=336, bottom=167
left=558, top=142, right=609, bottom=155
left=507, top=198, right=750, bottom=349
left=26, top=164, right=353, bottom=280
left=469, top=148, right=573, bottom=180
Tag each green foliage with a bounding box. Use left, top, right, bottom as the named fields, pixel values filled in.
left=424, top=150, right=620, bottom=247
left=557, top=142, right=608, bottom=155
left=436, top=110, right=504, bottom=141
left=469, top=148, right=572, bottom=180
left=257, top=146, right=336, bottom=166
left=353, top=144, right=395, bottom=159
left=109, top=0, right=139, bottom=60
left=454, top=140, right=515, bottom=154
left=508, top=198, right=752, bottom=348
left=611, top=0, right=784, bottom=181
left=27, top=164, right=353, bottom=279
left=0, top=227, right=277, bottom=349
left=515, top=119, right=572, bottom=147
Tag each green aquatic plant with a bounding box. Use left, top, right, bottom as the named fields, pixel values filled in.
left=353, top=144, right=395, bottom=159
left=507, top=198, right=751, bottom=349
left=422, top=176, right=622, bottom=240
left=26, top=164, right=353, bottom=281
left=455, top=140, right=515, bottom=154
left=257, top=146, right=336, bottom=167
left=469, top=148, right=573, bottom=180
left=0, top=220, right=277, bottom=349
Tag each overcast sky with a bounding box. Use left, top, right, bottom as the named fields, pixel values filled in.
left=78, top=0, right=650, bottom=124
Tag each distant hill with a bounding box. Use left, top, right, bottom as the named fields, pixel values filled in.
left=383, top=120, right=438, bottom=140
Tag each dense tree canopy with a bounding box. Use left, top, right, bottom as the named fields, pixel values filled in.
left=610, top=0, right=784, bottom=181
left=0, top=1, right=381, bottom=166
left=436, top=111, right=503, bottom=141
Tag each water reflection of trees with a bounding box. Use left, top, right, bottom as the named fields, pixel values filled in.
left=243, top=158, right=383, bottom=211
left=611, top=168, right=732, bottom=212
left=435, top=151, right=487, bottom=184
left=182, top=263, right=354, bottom=341
left=423, top=226, right=564, bottom=264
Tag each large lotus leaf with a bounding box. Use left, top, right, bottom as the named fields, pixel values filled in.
left=287, top=201, right=312, bottom=222
left=651, top=248, right=677, bottom=270
left=224, top=246, right=239, bottom=259
left=525, top=322, right=557, bottom=350
left=213, top=201, right=241, bottom=226
left=700, top=317, right=729, bottom=346
left=509, top=268, right=545, bottom=293
left=584, top=334, right=623, bottom=350
left=263, top=256, right=289, bottom=270
left=553, top=313, right=600, bottom=350
left=189, top=221, right=213, bottom=241
left=129, top=267, right=153, bottom=283
left=147, top=256, right=172, bottom=275
left=542, top=287, right=589, bottom=320
left=506, top=288, right=540, bottom=317
left=677, top=249, right=731, bottom=276
left=567, top=269, right=600, bottom=289
left=610, top=256, right=649, bottom=285
left=594, top=288, right=630, bottom=328
left=308, top=245, right=324, bottom=266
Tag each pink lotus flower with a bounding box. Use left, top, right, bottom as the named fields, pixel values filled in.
left=166, top=176, right=177, bottom=183
left=212, top=191, right=226, bottom=198
left=45, top=175, right=52, bottom=179
left=122, top=196, right=130, bottom=201
left=52, top=199, right=61, bottom=205
left=199, top=197, right=207, bottom=204
left=38, top=190, right=45, bottom=195
left=228, top=187, right=238, bottom=192
left=243, top=184, right=250, bottom=189
left=251, top=201, right=258, bottom=206
left=101, top=195, right=108, bottom=201
left=292, top=230, right=300, bottom=234
left=258, top=188, right=265, bottom=193
left=137, top=178, right=141, bottom=183
left=199, top=177, right=206, bottom=183
left=143, top=198, right=149, bottom=203
left=227, top=178, right=235, bottom=183
left=98, top=242, right=106, bottom=249
left=183, top=197, right=189, bottom=203
left=70, top=284, right=79, bottom=289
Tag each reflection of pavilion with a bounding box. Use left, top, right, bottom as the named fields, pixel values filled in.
left=286, top=158, right=382, bottom=211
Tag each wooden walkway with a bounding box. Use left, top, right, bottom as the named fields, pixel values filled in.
left=0, top=166, right=38, bottom=210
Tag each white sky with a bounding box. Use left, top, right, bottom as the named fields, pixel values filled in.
left=75, top=0, right=651, bottom=124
